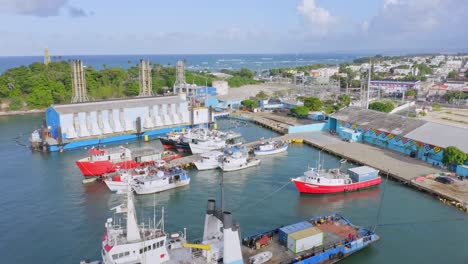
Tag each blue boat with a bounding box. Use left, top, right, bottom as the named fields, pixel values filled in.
left=242, top=213, right=379, bottom=263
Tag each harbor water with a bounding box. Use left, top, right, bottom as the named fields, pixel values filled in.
left=0, top=114, right=467, bottom=263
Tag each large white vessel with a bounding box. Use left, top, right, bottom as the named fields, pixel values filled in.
left=132, top=167, right=190, bottom=195
left=221, top=150, right=260, bottom=172
left=82, top=180, right=245, bottom=264
left=103, top=167, right=152, bottom=192
left=253, top=140, right=288, bottom=156
left=194, top=151, right=224, bottom=170
left=189, top=129, right=243, bottom=154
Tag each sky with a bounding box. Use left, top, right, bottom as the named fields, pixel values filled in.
left=0, top=0, right=466, bottom=56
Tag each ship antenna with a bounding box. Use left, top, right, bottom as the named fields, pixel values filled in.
left=161, top=207, right=165, bottom=233
left=153, top=193, right=156, bottom=229
left=221, top=171, right=225, bottom=213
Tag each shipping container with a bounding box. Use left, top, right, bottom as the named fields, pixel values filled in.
left=348, top=166, right=379, bottom=182
left=287, top=226, right=323, bottom=254
left=278, top=221, right=313, bottom=246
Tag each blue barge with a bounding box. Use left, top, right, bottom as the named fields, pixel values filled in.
left=241, top=213, right=379, bottom=263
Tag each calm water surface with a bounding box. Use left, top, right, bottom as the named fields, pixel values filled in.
left=0, top=115, right=466, bottom=263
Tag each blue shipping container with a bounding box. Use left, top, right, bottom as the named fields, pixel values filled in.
left=348, top=166, right=379, bottom=182
left=278, top=221, right=313, bottom=246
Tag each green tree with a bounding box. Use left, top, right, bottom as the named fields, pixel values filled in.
left=241, top=99, right=258, bottom=109
left=447, top=70, right=458, bottom=79
left=255, top=91, right=268, bottom=100
left=405, top=89, right=417, bottom=97
left=290, top=106, right=310, bottom=117
left=442, top=146, right=467, bottom=166
left=338, top=94, right=351, bottom=107
left=369, top=101, right=395, bottom=113
left=124, top=81, right=140, bottom=96
left=432, top=102, right=441, bottom=111
left=238, top=68, right=255, bottom=79
left=303, top=97, right=323, bottom=111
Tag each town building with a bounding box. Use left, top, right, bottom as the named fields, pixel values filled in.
left=370, top=80, right=421, bottom=94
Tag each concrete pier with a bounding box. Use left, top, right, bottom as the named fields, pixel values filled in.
left=172, top=112, right=467, bottom=211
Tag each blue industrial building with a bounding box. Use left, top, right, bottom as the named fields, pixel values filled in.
left=329, top=107, right=468, bottom=176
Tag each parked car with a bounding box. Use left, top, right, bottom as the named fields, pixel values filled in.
left=434, top=176, right=454, bottom=184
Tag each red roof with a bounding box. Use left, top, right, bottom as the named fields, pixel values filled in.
left=431, top=84, right=448, bottom=90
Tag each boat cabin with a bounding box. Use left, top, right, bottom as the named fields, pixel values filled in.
left=304, top=168, right=352, bottom=185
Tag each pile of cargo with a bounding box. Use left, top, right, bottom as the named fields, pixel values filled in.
left=347, top=166, right=379, bottom=182
left=279, top=221, right=324, bottom=254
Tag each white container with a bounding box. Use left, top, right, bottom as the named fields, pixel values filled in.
left=287, top=227, right=323, bottom=254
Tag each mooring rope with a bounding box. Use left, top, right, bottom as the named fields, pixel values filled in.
left=231, top=181, right=291, bottom=213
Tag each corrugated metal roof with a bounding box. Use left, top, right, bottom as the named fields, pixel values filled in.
left=404, top=122, right=468, bottom=152
left=51, top=95, right=185, bottom=114
left=280, top=221, right=313, bottom=234
left=289, top=227, right=322, bottom=240
left=331, top=107, right=426, bottom=135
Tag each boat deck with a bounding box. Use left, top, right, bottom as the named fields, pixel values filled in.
left=241, top=216, right=374, bottom=264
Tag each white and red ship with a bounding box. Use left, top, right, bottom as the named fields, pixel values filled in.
left=292, top=165, right=381, bottom=194
left=76, top=146, right=179, bottom=177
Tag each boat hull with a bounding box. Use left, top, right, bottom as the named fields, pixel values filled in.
left=254, top=144, right=288, bottom=156
left=292, top=177, right=382, bottom=194
left=76, top=160, right=139, bottom=177
left=222, top=159, right=261, bottom=172
left=194, top=161, right=220, bottom=171
left=133, top=178, right=191, bottom=195
left=189, top=143, right=224, bottom=154
left=104, top=179, right=130, bottom=192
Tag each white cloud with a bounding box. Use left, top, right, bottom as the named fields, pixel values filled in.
left=0, top=0, right=92, bottom=17
left=297, top=0, right=338, bottom=35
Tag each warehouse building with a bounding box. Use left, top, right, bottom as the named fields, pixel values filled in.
left=36, top=93, right=214, bottom=151
left=329, top=107, right=468, bottom=174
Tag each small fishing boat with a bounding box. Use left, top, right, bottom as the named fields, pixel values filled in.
left=253, top=140, right=288, bottom=156
left=103, top=166, right=164, bottom=192
left=75, top=146, right=161, bottom=177
left=189, top=137, right=226, bottom=154
left=292, top=165, right=381, bottom=194
left=221, top=150, right=260, bottom=172
left=249, top=251, right=272, bottom=264
left=193, top=150, right=224, bottom=170
left=132, top=167, right=190, bottom=195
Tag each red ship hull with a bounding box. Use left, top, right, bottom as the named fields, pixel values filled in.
left=76, top=160, right=140, bottom=177
left=292, top=177, right=382, bottom=194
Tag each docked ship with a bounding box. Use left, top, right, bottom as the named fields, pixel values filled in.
left=75, top=146, right=162, bottom=177
left=132, top=167, right=190, bottom=195
left=189, top=131, right=243, bottom=154
left=253, top=140, right=289, bottom=156
left=103, top=167, right=153, bottom=192
left=221, top=148, right=261, bottom=172
left=82, top=182, right=380, bottom=264
left=292, top=165, right=381, bottom=194
left=193, top=151, right=224, bottom=171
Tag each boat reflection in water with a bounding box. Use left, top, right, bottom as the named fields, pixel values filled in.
left=295, top=187, right=381, bottom=214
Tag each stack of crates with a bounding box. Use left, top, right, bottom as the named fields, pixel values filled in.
left=278, top=221, right=312, bottom=246
left=347, top=166, right=379, bottom=183
left=287, top=226, right=323, bottom=254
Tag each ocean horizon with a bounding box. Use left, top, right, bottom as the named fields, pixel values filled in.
left=0, top=53, right=363, bottom=73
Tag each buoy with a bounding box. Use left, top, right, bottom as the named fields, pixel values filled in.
left=144, top=135, right=149, bottom=142
left=182, top=127, right=186, bottom=133
left=214, top=123, right=218, bottom=130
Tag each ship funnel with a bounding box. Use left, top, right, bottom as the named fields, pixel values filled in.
left=222, top=211, right=243, bottom=264
left=223, top=212, right=233, bottom=230
left=207, top=199, right=215, bottom=214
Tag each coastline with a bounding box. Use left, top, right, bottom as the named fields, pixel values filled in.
left=0, top=109, right=45, bottom=116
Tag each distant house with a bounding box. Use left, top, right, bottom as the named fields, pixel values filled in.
left=370, top=80, right=421, bottom=94
left=259, top=98, right=283, bottom=111
left=427, top=84, right=449, bottom=96
left=281, top=99, right=304, bottom=109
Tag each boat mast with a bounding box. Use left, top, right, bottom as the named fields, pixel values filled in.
left=221, top=171, right=225, bottom=213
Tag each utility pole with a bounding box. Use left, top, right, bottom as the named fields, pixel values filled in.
left=366, top=62, right=372, bottom=109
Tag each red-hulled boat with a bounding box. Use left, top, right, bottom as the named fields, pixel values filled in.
left=292, top=166, right=381, bottom=194
left=76, top=146, right=162, bottom=177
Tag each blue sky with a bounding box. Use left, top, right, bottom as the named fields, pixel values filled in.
left=0, top=0, right=466, bottom=55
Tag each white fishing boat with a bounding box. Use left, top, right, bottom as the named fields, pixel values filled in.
left=132, top=167, right=190, bottom=195
left=253, top=140, right=288, bottom=156
left=103, top=167, right=161, bottom=192
left=194, top=150, right=224, bottom=170
left=221, top=150, right=261, bottom=172
left=249, top=251, right=273, bottom=264
left=189, top=137, right=226, bottom=154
